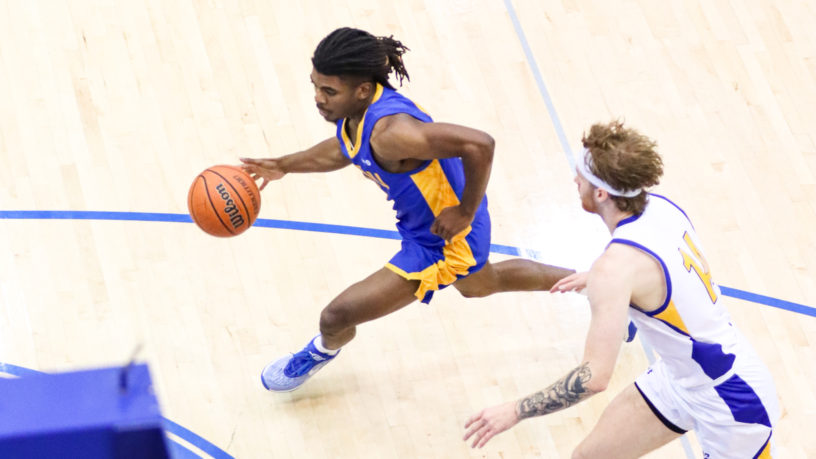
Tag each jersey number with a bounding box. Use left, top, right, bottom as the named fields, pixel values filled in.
left=679, top=232, right=718, bottom=303
left=360, top=168, right=390, bottom=191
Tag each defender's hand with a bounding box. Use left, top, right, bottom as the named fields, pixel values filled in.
left=463, top=401, right=520, bottom=449
left=431, top=205, right=474, bottom=243
left=240, top=157, right=285, bottom=190
left=550, top=271, right=589, bottom=293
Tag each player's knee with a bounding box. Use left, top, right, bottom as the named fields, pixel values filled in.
left=456, top=276, right=498, bottom=298
left=455, top=265, right=499, bottom=298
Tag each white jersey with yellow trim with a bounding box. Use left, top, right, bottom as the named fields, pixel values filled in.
left=611, top=194, right=760, bottom=389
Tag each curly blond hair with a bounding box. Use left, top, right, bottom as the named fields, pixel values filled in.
left=581, top=120, right=663, bottom=214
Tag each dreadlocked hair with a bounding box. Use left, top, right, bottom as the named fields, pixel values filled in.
left=312, top=27, right=410, bottom=90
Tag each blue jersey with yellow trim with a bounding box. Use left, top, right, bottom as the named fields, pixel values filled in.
left=336, top=84, right=489, bottom=247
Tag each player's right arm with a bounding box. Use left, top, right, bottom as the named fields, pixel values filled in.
left=463, top=250, right=631, bottom=449
left=240, top=137, right=351, bottom=190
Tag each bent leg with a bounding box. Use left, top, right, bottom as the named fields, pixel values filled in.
left=453, top=259, right=574, bottom=298
left=320, top=267, right=420, bottom=349
left=572, top=384, right=682, bottom=459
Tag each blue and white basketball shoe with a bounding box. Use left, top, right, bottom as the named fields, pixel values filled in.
left=261, top=336, right=339, bottom=392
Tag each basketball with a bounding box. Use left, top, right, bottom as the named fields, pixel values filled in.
left=187, top=165, right=261, bottom=237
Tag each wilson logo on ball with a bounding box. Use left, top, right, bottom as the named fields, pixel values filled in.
left=215, top=183, right=245, bottom=229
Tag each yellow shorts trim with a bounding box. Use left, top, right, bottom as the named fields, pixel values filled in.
left=385, top=236, right=477, bottom=302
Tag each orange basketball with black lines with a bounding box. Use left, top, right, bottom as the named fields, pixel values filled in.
left=187, top=165, right=261, bottom=237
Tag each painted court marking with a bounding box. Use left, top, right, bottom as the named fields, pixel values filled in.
left=2, top=210, right=813, bottom=318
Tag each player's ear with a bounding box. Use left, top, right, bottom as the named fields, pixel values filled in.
left=355, top=81, right=374, bottom=100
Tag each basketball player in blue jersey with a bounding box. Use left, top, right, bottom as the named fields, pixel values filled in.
left=240, top=28, right=574, bottom=392
left=464, top=121, right=780, bottom=458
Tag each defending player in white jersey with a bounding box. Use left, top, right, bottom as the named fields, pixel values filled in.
left=464, top=121, right=779, bottom=458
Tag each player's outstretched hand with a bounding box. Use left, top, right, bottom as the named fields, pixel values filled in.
left=239, top=157, right=285, bottom=190
left=550, top=271, right=588, bottom=293
left=463, top=401, right=520, bottom=449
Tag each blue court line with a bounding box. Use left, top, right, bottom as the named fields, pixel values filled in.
left=0, top=210, right=522, bottom=256
left=2, top=209, right=814, bottom=317
left=0, top=362, right=232, bottom=459
left=0, top=210, right=193, bottom=223
left=719, top=286, right=816, bottom=318
left=161, top=418, right=233, bottom=459
left=166, top=442, right=201, bottom=459
left=0, top=362, right=43, bottom=378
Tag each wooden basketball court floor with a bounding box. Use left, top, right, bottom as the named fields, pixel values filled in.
left=1, top=1, right=814, bottom=457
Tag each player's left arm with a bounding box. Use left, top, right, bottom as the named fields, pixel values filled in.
left=463, top=252, right=631, bottom=448
left=370, top=115, right=494, bottom=242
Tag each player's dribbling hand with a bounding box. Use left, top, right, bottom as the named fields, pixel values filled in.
left=463, top=401, right=520, bottom=449
left=431, top=205, right=473, bottom=243
left=239, top=157, right=285, bottom=190
left=550, top=271, right=588, bottom=293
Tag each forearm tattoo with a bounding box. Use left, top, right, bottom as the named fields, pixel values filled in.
left=516, top=362, right=594, bottom=419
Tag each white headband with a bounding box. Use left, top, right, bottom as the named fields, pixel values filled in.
left=575, top=148, right=642, bottom=198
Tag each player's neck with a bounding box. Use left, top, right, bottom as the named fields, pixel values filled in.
left=348, top=89, right=378, bottom=122
left=599, top=205, right=634, bottom=234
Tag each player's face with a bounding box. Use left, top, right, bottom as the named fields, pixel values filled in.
left=310, top=69, right=367, bottom=122
left=574, top=170, right=598, bottom=213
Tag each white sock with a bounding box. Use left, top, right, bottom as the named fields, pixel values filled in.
left=313, top=335, right=340, bottom=355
